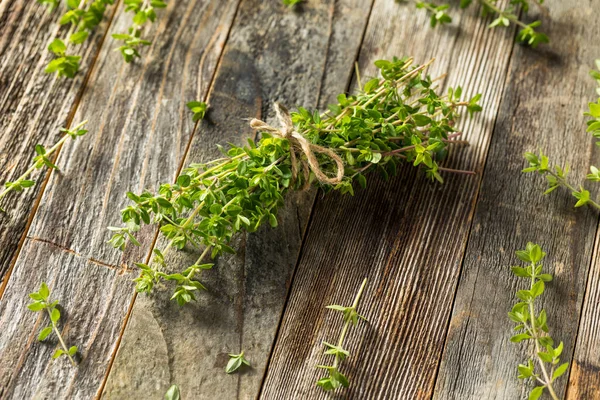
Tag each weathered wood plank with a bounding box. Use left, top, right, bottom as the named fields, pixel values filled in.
left=0, top=0, right=240, bottom=397
left=0, top=0, right=117, bottom=286
left=101, top=1, right=374, bottom=398
left=434, top=1, right=600, bottom=399
left=260, top=0, right=519, bottom=398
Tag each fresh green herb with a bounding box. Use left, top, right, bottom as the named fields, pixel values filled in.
left=282, top=0, right=303, bottom=6
left=524, top=60, right=600, bottom=210
left=415, top=1, right=452, bottom=28
left=42, top=0, right=116, bottom=77
left=225, top=351, right=250, bottom=374
left=112, top=0, right=167, bottom=63
left=164, top=384, right=181, bottom=400
left=186, top=101, right=208, bottom=122
left=316, top=278, right=367, bottom=391
left=108, top=57, right=481, bottom=305
left=28, top=282, right=78, bottom=366
left=0, top=120, right=88, bottom=212
left=404, top=0, right=548, bottom=47
left=590, top=59, right=600, bottom=96
left=508, top=243, right=567, bottom=400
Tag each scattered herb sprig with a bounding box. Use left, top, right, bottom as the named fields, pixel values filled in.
left=225, top=351, right=250, bottom=374
left=316, top=278, right=367, bottom=391
left=404, top=0, right=548, bottom=47
left=112, top=0, right=167, bottom=63
left=0, top=120, right=88, bottom=212
left=41, top=0, right=116, bottom=77
left=524, top=60, right=600, bottom=210
left=28, top=282, right=78, bottom=366
left=108, top=57, right=482, bottom=305
left=508, top=243, right=567, bottom=400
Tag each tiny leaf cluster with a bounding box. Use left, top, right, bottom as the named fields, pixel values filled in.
left=112, top=0, right=167, bottom=62
left=524, top=60, right=600, bottom=211
left=405, top=0, right=548, bottom=47
left=28, top=282, right=78, bottom=366
left=508, top=243, right=566, bottom=400
left=0, top=121, right=88, bottom=212
left=39, top=0, right=116, bottom=77
left=225, top=351, right=250, bottom=374
left=316, top=278, right=367, bottom=391
left=108, top=57, right=481, bottom=305
left=186, top=101, right=208, bottom=122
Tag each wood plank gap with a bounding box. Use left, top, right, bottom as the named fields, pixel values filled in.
left=256, top=1, right=377, bottom=396
left=564, top=212, right=600, bottom=398
left=0, top=0, right=123, bottom=299
left=427, top=18, right=520, bottom=398
left=95, top=1, right=244, bottom=397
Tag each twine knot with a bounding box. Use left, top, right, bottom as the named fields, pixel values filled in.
left=249, top=103, right=344, bottom=188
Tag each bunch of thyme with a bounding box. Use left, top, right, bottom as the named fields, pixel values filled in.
left=523, top=60, right=600, bottom=210
left=508, top=243, right=568, bottom=400
left=316, top=278, right=367, bottom=391
left=405, top=0, right=548, bottom=47
left=0, top=121, right=88, bottom=212
left=108, top=57, right=482, bottom=305
left=112, top=0, right=167, bottom=63
left=28, top=282, right=78, bottom=365
left=40, top=0, right=116, bottom=77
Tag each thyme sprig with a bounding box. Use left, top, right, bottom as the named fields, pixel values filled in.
left=42, top=0, right=116, bottom=77
left=406, top=0, right=548, bottom=47
left=28, top=282, right=78, bottom=366
left=108, top=57, right=482, bottom=305
left=112, top=0, right=167, bottom=63
left=524, top=60, right=600, bottom=210
left=316, top=278, right=367, bottom=391
left=508, top=243, right=567, bottom=400
left=0, top=120, right=88, bottom=212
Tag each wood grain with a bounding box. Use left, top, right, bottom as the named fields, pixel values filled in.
left=259, top=0, right=519, bottom=398
left=101, top=1, right=374, bottom=399
left=0, top=0, right=240, bottom=398
left=0, top=0, right=117, bottom=286
left=434, top=1, right=600, bottom=399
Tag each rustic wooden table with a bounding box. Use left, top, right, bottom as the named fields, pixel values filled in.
left=1, top=0, right=599, bottom=398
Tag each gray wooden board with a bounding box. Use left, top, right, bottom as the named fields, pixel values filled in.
left=434, top=1, right=600, bottom=399
left=102, top=0, right=374, bottom=399
left=0, top=0, right=240, bottom=397
left=0, top=0, right=118, bottom=287
left=260, top=0, right=520, bottom=398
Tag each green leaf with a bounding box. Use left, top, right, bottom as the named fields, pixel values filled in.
left=48, top=39, right=66, bottom=55
left=51, top=307, right=61, bottom=323
left=39, top=282, right=50, bottom=299
left=164, top=385, right=181, bottom=400
left=531, top=280, right=545, bottom=298
left=52, top=349, right=65, bottom=359
left=27, top=302, right=45, bottom=311
left=529, top=386, right=544, bottom=400
left=38, top=326, right=53, bottom=341
left=510, top=333, right=531, bottom=343
left=553, top=362, right=569, bottom=380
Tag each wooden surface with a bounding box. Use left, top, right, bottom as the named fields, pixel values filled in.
left=1, top=0, right=600, bottom=399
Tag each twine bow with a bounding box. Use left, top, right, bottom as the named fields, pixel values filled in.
left=249, top=103, right=344, bottom=188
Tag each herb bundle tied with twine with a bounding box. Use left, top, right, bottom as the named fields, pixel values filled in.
left=108, top=56, right=482, bottom=305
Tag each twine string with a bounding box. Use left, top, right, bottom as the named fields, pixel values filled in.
left=249, top=103, right=344, bottom=187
